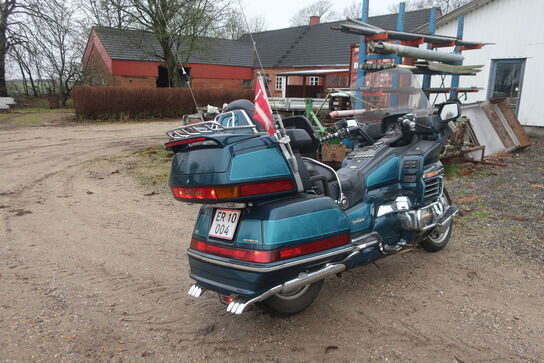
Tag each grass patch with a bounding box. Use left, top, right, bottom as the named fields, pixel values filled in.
left=444, top=163, right=462, bottom=178
left=0, top=109, right=75, bottom=130
left=124, top=146, right=173, bottom=194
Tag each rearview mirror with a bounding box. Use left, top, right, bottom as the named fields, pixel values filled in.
left=438, top=102, right=460, bottom=122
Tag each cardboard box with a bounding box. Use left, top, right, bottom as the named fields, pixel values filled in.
left=321, top=144, right=346, bottom=162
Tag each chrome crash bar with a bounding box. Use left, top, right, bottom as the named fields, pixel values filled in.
left=187, top=233, right=381, bottom=315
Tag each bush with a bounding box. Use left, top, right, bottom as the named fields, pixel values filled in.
left=72, top=86, right=254, bottom=120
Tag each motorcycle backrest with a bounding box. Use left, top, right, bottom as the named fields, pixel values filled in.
left=282, top=116, right=320, bottom=154
left=285, top=128, right=315, bottom=154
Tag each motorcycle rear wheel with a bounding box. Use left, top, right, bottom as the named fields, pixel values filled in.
left=261, top=280, right=324, bottom=316
left=419, top=188, right=453, bottom=252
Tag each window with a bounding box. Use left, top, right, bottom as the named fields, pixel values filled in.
left=488, top=58, right=526, bottom=115
left=275, top=76, right=285, bottom=90
left=242, top=79, right=251, bottom=89
left=309, top=76, right=319, bottom=86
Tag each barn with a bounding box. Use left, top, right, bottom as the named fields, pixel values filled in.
left=82, top=27, right=255, bottom=90
left=418, top=0, right=544, bottom=129
left=82, top=9, right=434, bottom=96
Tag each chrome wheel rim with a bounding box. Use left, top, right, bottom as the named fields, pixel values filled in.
left=274, top=284, right=310, bottom=301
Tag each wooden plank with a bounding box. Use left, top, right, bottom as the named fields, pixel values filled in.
left=481, top=101, right=515, bottom=150
left=495, top=98, right=532, bottom=147
left=492, top=103, right=520, bottom=147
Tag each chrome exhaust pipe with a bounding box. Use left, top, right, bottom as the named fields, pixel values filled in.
left=225, top=237, right=380, bottom=315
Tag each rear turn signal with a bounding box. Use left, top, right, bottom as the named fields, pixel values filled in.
left=171, top=179, right=294, bottom=200
left=190, top=233, right=350, bottom=263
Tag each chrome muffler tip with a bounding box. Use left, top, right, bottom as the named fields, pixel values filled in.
left=187, top=284, right=205, bottom=298
left=226, top=300, right=249, bottom=314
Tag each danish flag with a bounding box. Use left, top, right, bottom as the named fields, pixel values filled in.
left=253, top=75, right=276, bottom=136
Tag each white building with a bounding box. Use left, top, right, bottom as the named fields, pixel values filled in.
left=420, top=0, right=544, bottom=129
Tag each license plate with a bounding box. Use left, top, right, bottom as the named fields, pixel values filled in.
left=209, top=209, right=241, bottom=240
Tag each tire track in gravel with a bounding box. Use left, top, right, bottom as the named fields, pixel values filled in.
left=1, top=123, right=543, bottom=362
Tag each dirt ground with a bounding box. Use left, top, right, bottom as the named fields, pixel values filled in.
left=1, top=121, right=543, bottom=362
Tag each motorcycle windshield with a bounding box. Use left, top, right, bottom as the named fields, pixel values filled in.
left=346, top=68, right=432, bottom=122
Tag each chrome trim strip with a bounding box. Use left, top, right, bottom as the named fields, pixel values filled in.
left=187, top=246, right=355, bottom=272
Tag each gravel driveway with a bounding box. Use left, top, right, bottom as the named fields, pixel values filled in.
left=0, top=122, right=542, bottom=362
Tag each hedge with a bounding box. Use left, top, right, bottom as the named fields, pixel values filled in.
left=72, top=86, right=254, bottom=120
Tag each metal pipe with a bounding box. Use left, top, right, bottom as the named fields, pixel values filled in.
left=340, top=22, right=487, bottom=47
left=370, top=41, right=464, bottom=65
left=329, top=109, right=368, bottom=118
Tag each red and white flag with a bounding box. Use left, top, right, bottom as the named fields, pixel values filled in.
left=253, top=75, right=276, bottom=136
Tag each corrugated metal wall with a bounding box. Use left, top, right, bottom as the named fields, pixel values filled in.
left=431, top=0, right=544, bottom=126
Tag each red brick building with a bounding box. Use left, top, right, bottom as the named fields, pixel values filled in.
left=82, top=9, right=434, bottom=94
left=83, top=27, right=255, bottom=90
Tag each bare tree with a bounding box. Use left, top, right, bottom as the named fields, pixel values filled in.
left=120, top=0, right=231, bottom=88
left=290, top=0, right=340, bottom=26
left=0, top=1, right=25, bottom=96
left=78, top=0, right=134, bottom=29
left=344, top=1, right=365, bottom=19
left=387, top=0, right=470, bottom=14
left=26, top=0, right=83, bottom=105
left=220, top=9, right=267, bottom=39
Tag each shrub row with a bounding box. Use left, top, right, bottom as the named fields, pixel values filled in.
left=72, top=86, right=254, bottom=120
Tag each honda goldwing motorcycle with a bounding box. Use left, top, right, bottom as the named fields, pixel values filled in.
left=166, top=69, right=459, bottom=315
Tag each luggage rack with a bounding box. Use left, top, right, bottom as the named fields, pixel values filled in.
left=166, top=121, right=258, bottom=140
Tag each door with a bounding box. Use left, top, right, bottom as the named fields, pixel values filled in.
left=488, top=59, right=526, bottom=115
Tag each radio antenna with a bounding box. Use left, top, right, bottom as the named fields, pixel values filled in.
left=158, top=5, right=203, bottom=121
left=236, top=0, right=298, bottom=172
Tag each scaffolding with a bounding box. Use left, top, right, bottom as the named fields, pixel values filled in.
left=341, top=0, right=490, bottom=106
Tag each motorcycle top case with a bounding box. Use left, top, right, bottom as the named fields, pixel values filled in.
left=168, top=133, right=298, bottom=203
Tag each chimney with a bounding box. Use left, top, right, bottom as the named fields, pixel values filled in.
left=309, top=16, right=320, bottom=26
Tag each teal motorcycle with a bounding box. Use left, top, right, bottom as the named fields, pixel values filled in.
left=166, top=69, right=459, bottom=315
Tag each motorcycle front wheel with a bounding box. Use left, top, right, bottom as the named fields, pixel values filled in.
left=419, top=188, right=453, bottom=252
left=261, top=280, right=324, bottom=316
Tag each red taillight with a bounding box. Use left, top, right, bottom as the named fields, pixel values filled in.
left=171, top=186, right=217, bottom=200
left=239, top=179, right=294, bottom=196
left=278, top=234, right=350, bottom=260
left=165, top=137, right=207, bottom=148
left=190, top=238, right=278, bottom=263
left=171, top=178, right=294, bottom=201
left=190, top=233, right=350, bottom=263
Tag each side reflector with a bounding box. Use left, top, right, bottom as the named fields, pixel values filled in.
left=423, top=170, right=441, bottom=179
left=278, top=234, right=350, bottom=260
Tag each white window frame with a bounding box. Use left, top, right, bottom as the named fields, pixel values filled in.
left=309, top=76, right=319, bottom=86
left=275, top=76, right=285, bottom=91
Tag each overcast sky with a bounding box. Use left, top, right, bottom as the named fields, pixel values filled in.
left=241, top=0, right=404, bottom=30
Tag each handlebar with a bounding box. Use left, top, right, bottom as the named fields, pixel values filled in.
left=319, top=131, right=342, bottom=144
left=319, top=125, right=375, bottom=146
